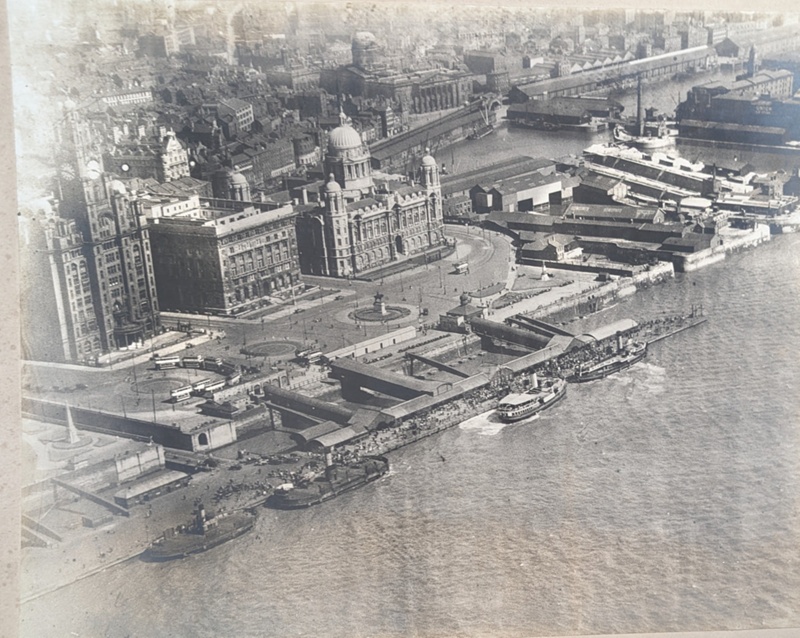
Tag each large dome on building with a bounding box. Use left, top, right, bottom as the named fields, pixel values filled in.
left=327, top=122, right=363, bottom=153
left=352, top=31, right=377, bottom=48
left=421, top=149, right=437, bottom=167
left=323, top=173, right=342, bottom=193
left=228, top=170, right=248, bottom=186
left=108, top=179, right=128, bottom=196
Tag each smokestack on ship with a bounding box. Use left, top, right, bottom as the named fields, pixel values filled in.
left=637, top=75, right=644, bottom=137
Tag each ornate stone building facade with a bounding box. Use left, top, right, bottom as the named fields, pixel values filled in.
left=80, top=176, right=161, bottom=350
left=319, top=32, right=475, bottom=115
left=21, top=108, right=161, bottom=362
left=20, top=202, right=106, bottom=363
left=296, top=113, right=446, bottom=278
left=104, top=131, right=191, bottom=183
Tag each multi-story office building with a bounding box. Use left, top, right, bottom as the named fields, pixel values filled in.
left=20, top=203, right=105, bottom=363
left=319, top=33, right=475, bottom=115
left=36, top=110, right=162, bottom=360
left=145, top=194, right=301, bottom=315
left=218, top=98, right=255, bottom=134
left=100, top=88, right=154, bottom=108
left=78, top=175, right=161, bottom=350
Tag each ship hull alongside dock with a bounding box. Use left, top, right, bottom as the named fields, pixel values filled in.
left=569, top=344, right=647, bottom=383
left=468, top=124, right=495, bottom=140
left=266, top=456, right=389, bottom=510
left=142, top=512, right=256, bottom=562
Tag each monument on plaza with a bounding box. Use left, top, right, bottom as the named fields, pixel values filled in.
left=66, top=403, right=80, bottom=445
left=374, top=291, right=387, bottom=316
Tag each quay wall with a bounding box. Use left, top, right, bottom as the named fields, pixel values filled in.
left=21, top=399, right=238, bottom=452
left=676, top=136, right=800, bottom=162
left=410, top=334, right=483, bottom=361
left=673, top=224, right=771, bottom=272
left=22, top=398, right=196, bottom=451
left=528, top=262, right=674, bottom=321
left=519, top=259, right=636, bottom=278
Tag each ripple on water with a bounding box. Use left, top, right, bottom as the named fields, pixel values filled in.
left=20, top=206, right=800, bottom=638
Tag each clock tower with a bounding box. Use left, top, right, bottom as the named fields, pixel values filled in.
left=53, top=107, right=161, bottom=354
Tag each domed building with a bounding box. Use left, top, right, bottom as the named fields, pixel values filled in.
left=324, top=109, right=375, bottom=201
left=296, top=139, right=446, bottom=279
left=351, top=31, right=381, bottom=71
left=211, top=167, right=252, bottom=202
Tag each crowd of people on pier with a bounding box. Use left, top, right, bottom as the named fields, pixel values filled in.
left=210, top=313, right=701, bottom=509
left=343, top=386, right=503, bottom=457
left=535, top=340, right=613, bottom=379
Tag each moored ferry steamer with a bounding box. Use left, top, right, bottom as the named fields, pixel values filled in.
left=496, top=375, right=567, bottom=423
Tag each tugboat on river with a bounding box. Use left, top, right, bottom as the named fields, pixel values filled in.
left=496, top=375, right=567, bottom=423
left=266, top=455, right=389, bottom=510
left=142, top=502, right=255, bottom=561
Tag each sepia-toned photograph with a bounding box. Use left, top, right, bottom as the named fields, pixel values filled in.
left=7, top=1, right=800, bottom=636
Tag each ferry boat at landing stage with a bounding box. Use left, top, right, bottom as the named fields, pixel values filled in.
left=496, top=376, right=567, bottom=423
left=266, top=456, right=389, bottom=510
left=141, top=504, right=255, bottom=562
left=569, top=341, right=647, bottom=383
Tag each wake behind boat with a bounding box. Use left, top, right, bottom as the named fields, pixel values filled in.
left=496, top=375, right=567, bottom=423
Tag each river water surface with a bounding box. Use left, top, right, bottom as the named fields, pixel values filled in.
left=19, top=74, right=800, bottom=637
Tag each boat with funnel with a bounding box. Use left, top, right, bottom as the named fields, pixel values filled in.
left=142, top=503, right=255, bottom=561
left=614, top=125, right=676, bottom=150
left=569, top=341, right=647, bottom=383
left=266, top=456, right=389, bottom=509
left=496, top=375, right=567, bottom=423
left=613, top=73, right=677, bottom=150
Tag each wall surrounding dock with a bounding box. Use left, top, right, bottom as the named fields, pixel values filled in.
left=21, top=398, right=237, bottom=452
left=673, top=224, right=771, bottom=272
left=528, top=262, right=674, bottom=321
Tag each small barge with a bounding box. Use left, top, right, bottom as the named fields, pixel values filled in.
left=468, top=124, right=495, bottom=140
left=266, top=456, right=389, bottom=510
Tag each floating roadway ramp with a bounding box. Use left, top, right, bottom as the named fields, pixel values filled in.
left=259, top=384, right=355, bottom=424
left=507, top=315, right=574, bottom=338
left=329, top=358, right=441, bottom=401
left=470, top=317, right=552, bottom=351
